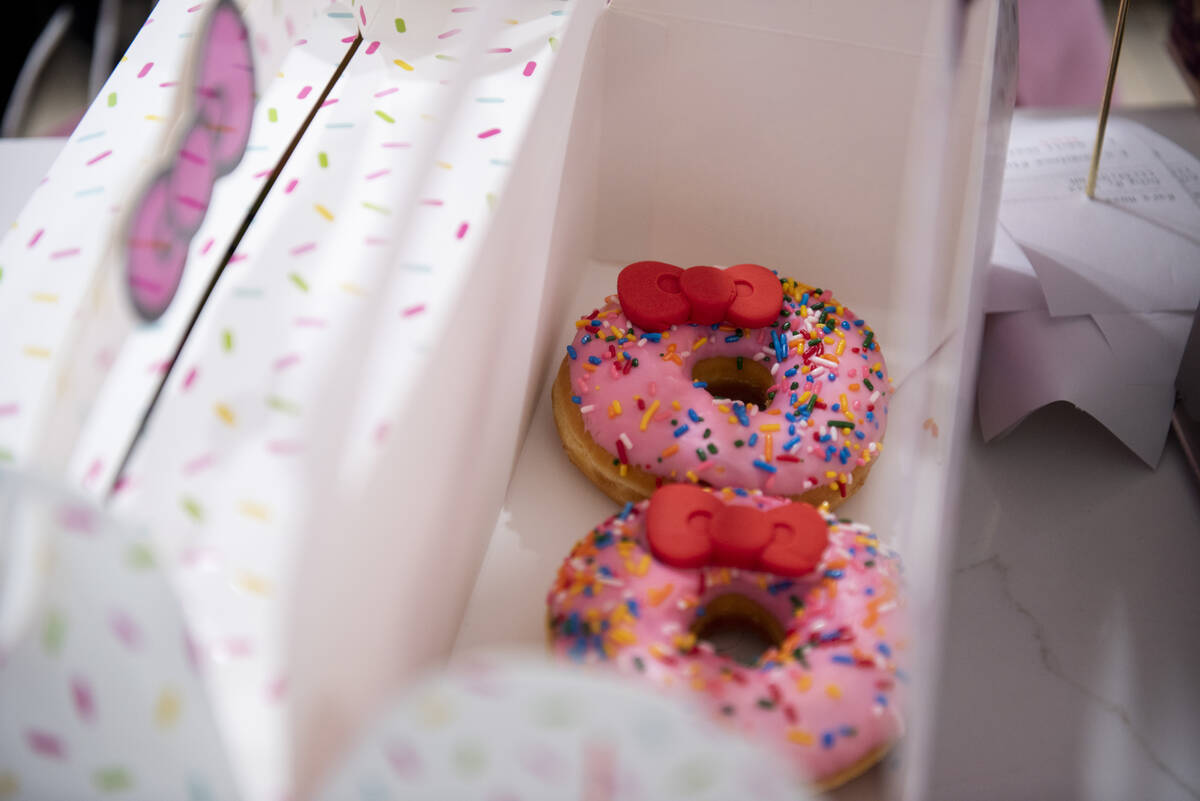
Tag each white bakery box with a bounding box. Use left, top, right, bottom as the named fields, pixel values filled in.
left=0, top=0, right=1015, bottom=799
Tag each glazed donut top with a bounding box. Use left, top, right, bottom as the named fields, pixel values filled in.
left=545, top=487, right=907, bottom=783
left=564, top=263, right=890, bottom=498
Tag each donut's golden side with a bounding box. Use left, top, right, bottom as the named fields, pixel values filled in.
left=551, top=358, right=872, bottom=509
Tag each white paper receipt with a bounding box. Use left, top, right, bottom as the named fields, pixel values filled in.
left=1002, top=117, right=1200, bottom=243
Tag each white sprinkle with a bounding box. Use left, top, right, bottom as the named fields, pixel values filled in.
left=637, top=338, right=647, bottom=347
left=810, top=367, right=827, bottom=379
left=618, top=432, right=633, bottom=450
left=580, top=405, right=595, bottom=414
left=770, top=362, right=780, bottom=375
left=869, top=390, right=881, bottom=403
left=811, top=356, right=838, bottom=369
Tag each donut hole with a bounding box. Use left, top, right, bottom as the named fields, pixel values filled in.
left=692, top=594, right=785, bottom=668
left=691, top=357, right=775, bottom=410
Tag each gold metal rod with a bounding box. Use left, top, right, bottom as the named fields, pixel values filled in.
left=1086, top=0, right=1131, bottom=198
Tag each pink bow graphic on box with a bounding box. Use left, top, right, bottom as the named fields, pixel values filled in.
left=125, top=0, right=255, bottom=321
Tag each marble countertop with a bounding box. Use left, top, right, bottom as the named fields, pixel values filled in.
left=930, top=404, right=1200, bottom=801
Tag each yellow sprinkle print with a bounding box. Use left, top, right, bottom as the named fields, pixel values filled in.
left=237, top=500, right=271, bottom=522
left=155, top=688, right=181, bottom=728
left=31, top=292, right=58, bottom=303
left=214, top=403, right=235, bottom=426
left=235, top=571, right=273, bottom=598
left=393, top=58, right=413, bottom=70
left=22, top=346, right=50, bottom=359
left=435, top=161, right=453, bottom=170
left=313, top=203, right=334, bottom=221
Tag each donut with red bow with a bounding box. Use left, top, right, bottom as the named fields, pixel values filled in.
left=551, top=262, right=890, bottom=508
left=546, top=485, right=908, bottom=790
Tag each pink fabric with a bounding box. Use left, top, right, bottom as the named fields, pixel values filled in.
left=1018, top=0, right=1117, bottom=107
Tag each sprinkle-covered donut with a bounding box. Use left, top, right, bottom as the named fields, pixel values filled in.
left=545, top=485, right=907, bottom=791
left=551, top=262, right=890, bottom=509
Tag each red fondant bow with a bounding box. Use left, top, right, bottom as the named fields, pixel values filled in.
left=616, top=262, right=784, bottom=333
left=645, top=484, right=828, bottom=577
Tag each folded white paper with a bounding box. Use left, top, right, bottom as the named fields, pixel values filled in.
left=978, top=309, right=1178, bottom=466
left=979, top=115, right=1200, bottom=466
left=984, top=222, right=1046, bottom=313
left=999, top=117, right=1200, bottom=317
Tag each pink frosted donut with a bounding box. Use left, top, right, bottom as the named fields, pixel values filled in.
left=551, top=264, right=890, bottom=510
left=545, top=485, right=907, bottom=790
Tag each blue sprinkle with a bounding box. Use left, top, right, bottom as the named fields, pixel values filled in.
left=839, top=726, right=856, bottom=737
left=782, top=436, right=801, bottom=451
left=588, top=355, right=602, bottom=365
left=841, top=320, right=850, bottom=330
left=875, top=693, right=888, bottom=707
left=734, top=404, right=751, bottom=427
left=644, top=332, right=662, bottom=342
left=831, top=403, right=840, bottom=412
left=748, top=433, right=759, bottom=447
left=895, top=669, right=910, bottom=683
left=597, top=565, right=614, bottom=577
left=565, top=613, right=581, bottom=634
left=825, top=569, right=845, bottom=579
left=864, top=587, right=876, bottom=596
left=831, top=654, right=855, bottom=665
left=724, top=335, right=741, bottom=343
left=821, top=732, right=835, bottom=749
left=692, top=381, right=707, bottom=388
left=855, top=430, right=866, bottom=440
left=626, top=599, right=640, bottom=617
left=618, top=501, right=633, bottom=520
left=567, top=345, right=578, bottom=360
left=592, top=634, right=606, bottom=659
left=839, top=447, right=851, bottom=464
left=785, top=367, right=799, bottom=377
left=767, top=580, right=794, bottom=595
left=581, top=334, right=592, bottom=344
left=788, top=424, right=796, bottom=435
left=622, top=351, right=631, bottom=360
left=752, top=459, right=777, bottom=473
left=688, top=409, right=702, bottom=423
left=569, top=639, right=588, bottom=661
left=785, top=412, right=798, bottom=422
left=855, top=319, right=865, bottom=327
left=695, top=605, right=707, bottom=617
left=594, top=531, right=614, bottom=548
left=673, top=425, right=689, bottom=438
left=733, top=488, right=749, bottom=496
left=877, top=642, right=892, bottom=657
left=824, top=445, right=837, bottom=461
left=800, top=293, right=810, bottom=306
left=571, top=395, right=582, bottom=404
